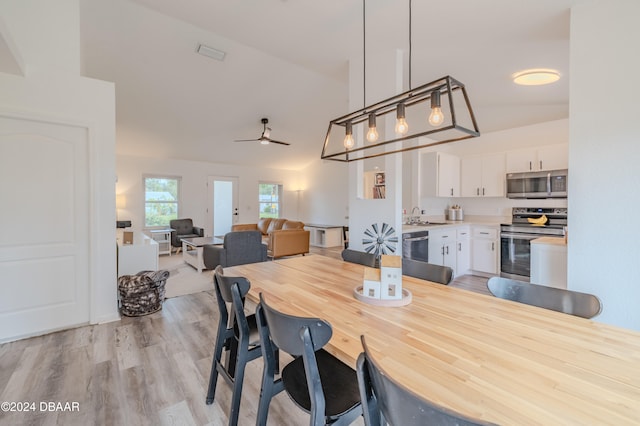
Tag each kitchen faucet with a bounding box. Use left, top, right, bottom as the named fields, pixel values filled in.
left=410, top=206, right=420, bottom=224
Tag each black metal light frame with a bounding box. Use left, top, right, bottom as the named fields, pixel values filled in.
left=320, top=75, right=480, bottom=162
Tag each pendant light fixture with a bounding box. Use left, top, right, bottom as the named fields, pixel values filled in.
left=323, top=0, right=480, bottom=162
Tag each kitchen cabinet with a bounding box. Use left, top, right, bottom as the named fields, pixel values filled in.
left=455, top=227, right=471, bottom=276
left=471, top=226, right=499, bottom=274
left=530, top=237, right=567, bottom=289
left=428, top=228, right=457, bottom=275
left=429, top=226, right=471, bottom=277
left=421, top=152, right=460, bottom=197
left=506, top=144, right=568, bottom=173
left=460, top=153, right=505, bottom=197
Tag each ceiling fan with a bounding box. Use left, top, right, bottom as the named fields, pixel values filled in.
left=234, top=118, right=291, bottom=146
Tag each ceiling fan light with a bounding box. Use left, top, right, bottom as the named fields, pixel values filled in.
left=512, top=69, right=561, bottom=86
left=260, top=139, right=269, bottom=145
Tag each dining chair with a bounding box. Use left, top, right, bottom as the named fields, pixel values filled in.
left=356, top=335, right=495, bottom=426
left=401, top=258, right=453, bottom=285
left=341, top=248, right=378, bottom=268
left=206, top=267, right=277, bottom=426
left=486, top=276, right=602, bottom=319
left=255, top=293, right=362, bottom=426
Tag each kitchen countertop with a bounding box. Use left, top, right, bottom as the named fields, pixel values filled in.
left=531, top=236, right=567, bottom=246
left=402, top=220, right=502, bottom=233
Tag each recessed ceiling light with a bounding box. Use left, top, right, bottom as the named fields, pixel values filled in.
left=512, top=69, right=561, bottom=86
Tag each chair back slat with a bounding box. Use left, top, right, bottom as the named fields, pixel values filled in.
left=402, top=258, right=453, bottom=285
left=258, top=293, right=332, bottom=356
left=487, top=277, right=602, bottom=319
left=342, top=249, right=378, bottom=267
left=214, top=267, right=251, bottom=303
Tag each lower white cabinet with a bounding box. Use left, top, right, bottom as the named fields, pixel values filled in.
left=471, top=226, right=499, bottom=274
left=429, top=227, right=468, bottom=277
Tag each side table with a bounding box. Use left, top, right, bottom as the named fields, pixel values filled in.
left=150, top=228, right=174, bottom=256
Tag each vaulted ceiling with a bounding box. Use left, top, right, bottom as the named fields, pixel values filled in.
left=79, top=0, right=583, bottom=170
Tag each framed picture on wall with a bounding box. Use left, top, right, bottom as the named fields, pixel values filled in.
left=375, top=172, right=385, bottom=186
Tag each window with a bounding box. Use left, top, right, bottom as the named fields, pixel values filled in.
left=259, top=182, right=283, bottom=219
left=144, top=176, right=180, bottom=227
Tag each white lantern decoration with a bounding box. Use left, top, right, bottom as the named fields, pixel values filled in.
left=363, top=267, right=381, bottom=298
left=380, top=255, right=402, bottom=300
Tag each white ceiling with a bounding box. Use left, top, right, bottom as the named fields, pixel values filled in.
left=78, top=0, right=583, bottom=170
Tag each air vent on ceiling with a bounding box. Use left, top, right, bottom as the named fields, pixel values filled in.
left=196, top=44, right=226, bottom=61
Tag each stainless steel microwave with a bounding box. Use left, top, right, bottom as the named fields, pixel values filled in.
left=506, top=169, right=568, bottom=199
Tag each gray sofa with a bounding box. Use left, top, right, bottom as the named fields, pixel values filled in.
left=169, top=218, right=204, bottom=252
left=203, top=230, right=267, bottom=270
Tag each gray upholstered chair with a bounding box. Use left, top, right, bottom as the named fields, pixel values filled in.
left=203, top=231, right=267, bottom=270
left=402, top=258, right=453, bottom=285
left=487, top=277, right=602, bottom=319
left=169, top=218, right=204, bottom=253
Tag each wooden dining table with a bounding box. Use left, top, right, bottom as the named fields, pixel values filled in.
left=225, top=255, right=640, bottom=425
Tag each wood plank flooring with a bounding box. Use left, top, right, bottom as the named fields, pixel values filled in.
left=0, top=248, right=489, bottom=426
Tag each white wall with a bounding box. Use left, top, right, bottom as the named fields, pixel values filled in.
left=0, top=0, right=118, bottom=338
left=298, top=159, right=349, bottom=226
left=116, top=155, right=301, bottom=233
left=568, top=0, right=640, bottom=330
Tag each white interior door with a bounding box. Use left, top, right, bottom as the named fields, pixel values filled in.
left=207, top=176, right=239, bottom=238
left=0, top=115, right=90, bottom=341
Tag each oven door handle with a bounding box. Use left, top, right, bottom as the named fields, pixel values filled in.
left=500, top=233, right=541, bottom=240
left=404, top=236, right=429, bottom=242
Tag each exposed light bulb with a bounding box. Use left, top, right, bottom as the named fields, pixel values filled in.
left=395, top=103, right=409, bottom=135
left=366, top=113, right=378, bottom=142
left=428, top=90, right=444, bottom=127
left=260, top=139, right=269, bottom=145
left=429, top=107, right=444, bottom=127
left=343, top=122, right=355, bottom=149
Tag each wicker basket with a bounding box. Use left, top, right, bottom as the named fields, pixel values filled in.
left=117, top=270, right=170, bottom=316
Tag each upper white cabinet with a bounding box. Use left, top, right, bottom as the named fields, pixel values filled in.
left=506, top=144, right=568, bottom=173
left=421, top=152, right=460, bottom=197
left=460, top=153, right=505, bottom=197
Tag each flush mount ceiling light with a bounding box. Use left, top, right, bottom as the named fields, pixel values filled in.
left=512, top=69, right=560, bottom=86
left=321, top=0, right=479, bottom=162
left=196, top=43, right=226, bottom=61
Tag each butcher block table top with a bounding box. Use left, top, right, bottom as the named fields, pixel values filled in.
left=226, top=255, right=640, bottom=425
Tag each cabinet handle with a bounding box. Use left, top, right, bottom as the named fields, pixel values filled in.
left=476, top=188, right=479, bottom=196
left=529, top=161, right=532, bottom=170
left=450, top=188, right=454, bottom=196
left=482, top=187, right=485, bottom=196
left=458, top=243, right=461, bottom=251
left=480, top=232, right=489, bottom=235
left=441, top=247, right=445, bottom=256
left=540, top=160, right=543, bottom=170
left=446, top=246, right=449, bottom=255
left=491, top=242, right=495, bottom=251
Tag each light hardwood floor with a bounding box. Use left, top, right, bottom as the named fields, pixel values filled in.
left=0, top=248, right=488, bottom=426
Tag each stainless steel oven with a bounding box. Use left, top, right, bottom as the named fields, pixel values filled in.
left=500, top=208, right=567, bottom=281
left=402, top=230, right=429, bottom=262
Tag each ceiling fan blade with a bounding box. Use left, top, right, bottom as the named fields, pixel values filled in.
left=266, top=139, right=291, bottom=146
left=234, top=138, right=260, bottom=142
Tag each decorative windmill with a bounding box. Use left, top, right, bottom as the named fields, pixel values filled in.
left=362, top=223, right=398, bottom=257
